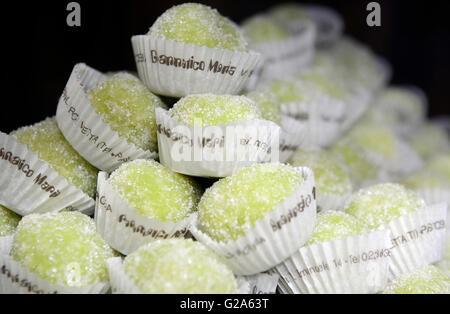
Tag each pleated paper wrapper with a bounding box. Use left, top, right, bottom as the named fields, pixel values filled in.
left=304, top=5, right=343, bottom=48
left=0, top=132, right=94, bottom=216
left=95, top=172, right=195, bottom=256
left=0, top=235, right=108, bottom=294
left=278, top=115, right=305, bottom=163
left=131, top=35, right=261, bottom=98
left=56, top=63, right=156, bottom=173
left=190, top=167, right=317, bottom=275
left=274, top=229, right=391, bottom=294
left=155, top=108, right=281, bottom=177
left=239, top=272, right=279, bottom=294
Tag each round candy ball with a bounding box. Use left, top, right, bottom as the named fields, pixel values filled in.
left=123, top=239, right=237, bottom=294
left=170, top=94, right=262, bottom=126
left=242, top=15, right=288, bottom=43
left=148, top=3, right=248, bottom=51
left=381, top=265, right=450, bottom=294
left=427, top=153, right=450, bottom=182
left=108, top=159, right=201, bottom=222
left=89, top=72, right=165, bottom=152
left=11, top=212, right=116, bottom=286
left=409, top=123, right=450, bottom=160
left=198, top=163, right=303, bottom=242
left=11, top=117, right=98, bottom=198
left=401, top=170, right=450, bottom=190
left=289, top=149, right=352, bottom=197
left=0, top=204, right=20, bottom=237
left=347, top=122, right=396, bottom=159
left=297, top=71, right=345, bottom=100
left=245, top=90, right=281, bottom=124
left=262, top=79, right=305, bottom=103
left=343, top=183, right=426, bottom=230
left=306, top=210, right=365, bottom=245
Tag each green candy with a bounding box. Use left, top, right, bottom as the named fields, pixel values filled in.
left=409, top=123, right=450, bottom=160
left=401, top=170, right=450, bottom=190
left=11, top=118, right=98, bottom=198
left=170, top=94, right=261, bottom=127
left=306, top=210, right=365, bottom=245
left=262, top=79, right=305, bottom=103
left=11, top=212, right=116, bottom=286
left=89, top=72, right=165, bottom=152
left=108, top=159, right=201, bottom=222
left=348, top=122, right=395, bottom=159
left=198, top=163, right=303, bottom=242
left=148, top=3, right=248, bottom=51
left=427, top=154, right=450, bottom=182
left=381, top=266, right=450, bottom=294
left=242, top=15, right=288, bottom=43
left=0, top=205, right=21, bottom=237
left=344, top=183, right=426, bottom=229
left=123, top=239, right=237, bottom=294
left=245, top=90, right=281, bottom=124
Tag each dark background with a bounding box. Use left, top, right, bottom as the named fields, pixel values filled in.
left=2, top=0, right=449, bottom=133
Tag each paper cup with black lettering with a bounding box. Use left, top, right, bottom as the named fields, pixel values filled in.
left=155, top=108, right=281, bottom=178
left=274, top=229, right=391, bottom=294
left=190, top=167, right=317, bottom=276
left=239, top=272, right=280, bottom=294
left=385, top=203, right=447, bottom=280
left=95, top=172, right=195, bottom=255
left=0, top=235, right=108, bottom=294
left=131, top=35, right=262, bottom=97
left=278, top=115, right=306, bottom=163
left=56, top=63, right=157, bottom=172
left=0, top=132, right=94, bottom=216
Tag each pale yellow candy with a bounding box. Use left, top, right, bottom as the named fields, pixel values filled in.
left=344, top=183, right=426, bottom=229
left=401, top=170, right=450, bottom=190
left=0, top=204, right=20, bottom=236
left=124, top=239, right=237, bottom=294
left=11, top=212, right=116, bottom=286
left=297, top=71, right=345, bottom=100
left=11, top=117, right=98, bottom=198
left=306, top=210, right=365, bottom=245
left=348, top=122, right=395, bottom=159
left=148, top=3, right=248, bottom=51
left=381, top=265, right=450, bottom=294
left=108, top=159, right=201, bottom=222
left=170, top=94, right=261, bottom=127
left=89, top=72, right=165, bottom=152
left=427, top=154, right=450, bottom=182
left=409, top=123, right=450, bottom=160
left=198, top=163, right=303, bottom=242
left=245, top=90, right=281, bottom=124
left=242, top=15, right=288, bottom=43
left=268, top=3, right=309, bottom=24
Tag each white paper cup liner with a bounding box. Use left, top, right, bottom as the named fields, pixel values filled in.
left=155, top=108, right=281, bottom=177
left=0, top=132, right=94, bottom=216
left=95, top=172, right=195, bottom=256
left=107, top=257, right=249, bottom=294
left=131, top=35, right=261, bottom=97
left=281, top=95, right=346, bottom=148
left=0, top=238, right=108, bottom=294
left=385, top=203, right=447, bottom=280
left=304, top=5, right=343, bottom=48
left=279, top=115, right=306, bottom=163
left=414, top=189, right=450, bottom=210
left=239, top=272, right=279, bottom=294
left=56, top=63, right=156, bottom=173
left=190, top=167, right=317, bottom=275
left=274, top=229, right=391, bottom=294
left=317, top=192, right=351, bottom=212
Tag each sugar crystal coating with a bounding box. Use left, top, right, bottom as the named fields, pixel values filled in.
left=242, top=15, right=288, bottom=43
left=348, top=122, right=395, bottom=158
left=89, top=72, right=165, bottom=152
left=262, top=79, right=305, bottom=103
left=148, top=3, right=248, bottom=51
left=108, top=159, right=201, bottom=222
left=170, top=94, right=261, bottom=126
left=198, top=163, right=303, bottom=242
left=11, top=212, right=116, bottom=286
left=245, top=90, right=281, bottom=124
left=123, top=239, right=237, bottom=294
left=11, top=117, right=98, bottom=198
left=330, top=140, right=377, bottom=186
left=0, top=204, right=20, bottom=237
left=344, top=183, right=426, bottom=229
left=297, top=71, right=345, bottom=100
left=289, top=149, right=352, bottom=196
left=381, top=265, right=450, bottom=294
left=306, top=210, right=365, bottom=245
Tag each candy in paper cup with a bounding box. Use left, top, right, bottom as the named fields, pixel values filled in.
left=155, top=107, right=281, bottom=177
left=385, top=203, right=447, bottom=280
left=278, top=115, right=305, bottom=163
left=190, top=167, right=317, bottom=275
left=304, top=5, right=343, bottom=48
left=0, top=236, right=108, bottom=294
left=0, top=132, right=94, bottom=216
left=106, top=257, right=250, bottom=294
left=281, top=94, right=346, bottom=148
left=317, top=192, right=351, bottom=212
left=414, top=189, right=450, bottom=209
left=274, top=229, right=391, bottom=294
left=251, top=21, right=316, bottom=81
left=56, top=63, right=156, bottom=173
left=95, top=172, right=195, bottom=255
left=131, top=35, right=261, bottom=97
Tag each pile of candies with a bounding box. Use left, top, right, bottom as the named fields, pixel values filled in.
left=0, top=2, right=449, bottom=294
